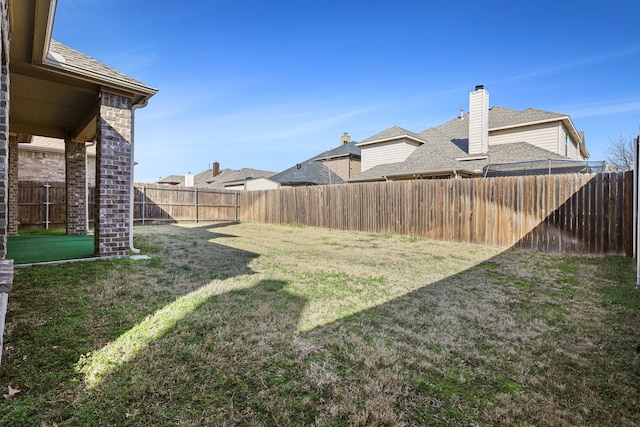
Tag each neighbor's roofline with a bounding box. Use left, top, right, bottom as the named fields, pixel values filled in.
left=315, top=152, right=360, bottom=161
left=356, top=134, right=425, bottom=147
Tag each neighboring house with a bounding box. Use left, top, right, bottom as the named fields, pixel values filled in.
left=351, top=86, right=598, bottom=182
left=271, top=133, right=361, bottom=187
left=18, top=136, right=96, bottom=186
left=158, top=162, right=277, bottom=190
left=223, top=177, right=280, bottom=191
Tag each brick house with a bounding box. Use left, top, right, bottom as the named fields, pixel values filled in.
left=5, top=0, right=157, bottom=256
left=18, top=136, right=96, bottom=186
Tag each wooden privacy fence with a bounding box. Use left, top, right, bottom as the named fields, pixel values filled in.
left=239, top=172, right=633, bottom=255
left=17, top=173, right=634, bottom=255
left=133, top=183, right=239, bottom=224
left=17, top=181, right=95, bottom=229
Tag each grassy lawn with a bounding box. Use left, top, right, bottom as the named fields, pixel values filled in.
left=0, top=222, right=638, bottom=426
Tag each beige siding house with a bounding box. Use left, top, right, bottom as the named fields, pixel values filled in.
left=320, top=155, right=361, bottom=180
left=351, top=86, right=593, bottom=182
left=224, top=177, right=280, bottom=191
left=488, top=112, right=585, bottom=160
left=358, top=136, right=422, bottom=172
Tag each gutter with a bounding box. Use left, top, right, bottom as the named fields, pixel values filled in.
left=129, top=98, right=149, bottom=254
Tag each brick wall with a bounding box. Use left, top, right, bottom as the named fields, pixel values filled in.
left=94, top=92, right=132, bottom=257
left=65, top=140, right=87, bottom=235
left=0, top=6, right=8, bottom=259
left=18, top=147, right=96, bottom=186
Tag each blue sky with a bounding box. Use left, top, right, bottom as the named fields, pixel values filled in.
left=52, top=0, right=640, bottom=183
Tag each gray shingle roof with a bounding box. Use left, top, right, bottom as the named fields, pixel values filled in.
left=346, top=162, right=405, bottom=182
left=157, top=168, right=276, bottom=188
left=157, top=174, right=184, bottom=185
left=271, top=159, right=343, bottom=186
left=201, top=168, right=276, bottom=189
left=272, top=140, right=360, bottom=186
left=431, top=106, right=568, bottom=138
left=351, top=102, right=580, bottom=182
left=489, top=107, right=566, bottom=128
left=351, top=140, right=565, bottom=181
left=314, top=140, right=361, bottom=159
left=49, top=40, right=157, bottom=95
left=358, top=126, right=425, bottom=145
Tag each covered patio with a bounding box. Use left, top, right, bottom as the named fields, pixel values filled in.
left=7, top=0, right=157, bottom=258
left=0, top=0, right=157, bottom=362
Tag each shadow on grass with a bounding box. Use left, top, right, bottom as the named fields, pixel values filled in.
left=0, top=221, right=261, bottom=422
left=1, top=222, right=638, bottom=426
left=68, top=278, right=307, bottom=425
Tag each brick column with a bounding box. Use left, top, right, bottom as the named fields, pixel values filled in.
left=94, top=92, right=132, bottom=257
left=65, top=139, right=87, bottom=235
left=0, top=0, right=13, bottom=366
left=7, top=136, right=17, bottom=235
left=0, top=29, right=8, bottom=259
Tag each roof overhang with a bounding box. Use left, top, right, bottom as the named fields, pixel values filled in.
left=315, top=152, right=360, bottom=161
left=8, top=0, right=158, bottom=142
left=356, top=135, right=425, bottom=147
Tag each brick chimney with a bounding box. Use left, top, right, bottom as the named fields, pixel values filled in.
left=341, top=132, right=351, bottom=145
left=213, top=161, right=220, bottom=177
left=468, top=85, right=489, bottom=155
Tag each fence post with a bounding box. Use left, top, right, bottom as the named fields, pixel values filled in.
left=634, top=135, right=639, bottom=285
left=195, top=187, right=199, bottom=223
left=235, top=191, right=239, bottom=222
left=141, top=185, right=146, bottom=225
left=44, top=183, right=50, bottom=229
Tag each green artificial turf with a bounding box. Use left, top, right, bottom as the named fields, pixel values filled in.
left=7, top=233, right=95, bottom=264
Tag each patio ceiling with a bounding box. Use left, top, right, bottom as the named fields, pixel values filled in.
left=8, top=0, right=157, bottom=142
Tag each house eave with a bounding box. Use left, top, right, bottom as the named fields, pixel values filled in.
left=315, top=153, right=360, bottom=161
left=356, top=135, right=425, bottom=147
left=39, top=59, right=158, bottom=102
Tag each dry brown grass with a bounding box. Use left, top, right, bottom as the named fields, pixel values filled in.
left=1, top=221, right=638, bottom=426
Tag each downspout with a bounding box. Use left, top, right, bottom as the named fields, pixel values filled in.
left=129, top=98, right=149, bottom=254
left=85, top=141, right=96, bottom=235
